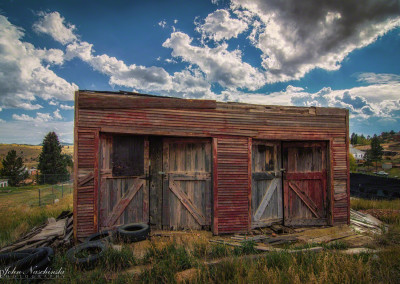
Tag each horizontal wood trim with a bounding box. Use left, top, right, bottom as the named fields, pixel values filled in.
left=79, top=93, right=217, bottom=109
left=251, top=218, right=282, bottom=229
left=285, top=218, right=328, bottom=226
left=252, top=172, right=277, bottom=180
left=285, top=172, right=326, bottom=180
left=168, top=172, right=211, bottom=181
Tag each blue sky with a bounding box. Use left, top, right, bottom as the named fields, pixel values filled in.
left=0, top=0, right=399, bottom=144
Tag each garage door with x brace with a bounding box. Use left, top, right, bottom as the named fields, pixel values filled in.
left=251, top=141, right=283, bottom=228
left=162, top=138, right=212, bottom=230
left=98, top=134, right=149, bottom=230
left=283, top=142, right=328, bottom=226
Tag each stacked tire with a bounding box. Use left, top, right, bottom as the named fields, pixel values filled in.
left=0, top=247, right=54, bottom=275
left=66, top=223, right=149, bottom=269
left=116, top=223, right=149, bottom=243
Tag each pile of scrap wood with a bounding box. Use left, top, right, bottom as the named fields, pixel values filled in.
left=350, top=209, right=388, bottom=235
left=0, top=211, right=73, bottom=253
left=211, top=209, right=388, bottom=250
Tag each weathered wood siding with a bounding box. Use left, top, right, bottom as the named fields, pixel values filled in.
left=74, top=127, right=99, bottom=240
left=74, top=91, right=349, bottom=239
left=213, top=137, right=251, bottom=234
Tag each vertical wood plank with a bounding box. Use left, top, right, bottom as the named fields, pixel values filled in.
left=73, top=91, right=79, bottom=241
left=93, top=130, right=100, bottom=233
left=162, top=141, right=170, bottom=228
left=149, top=137, right=163, bottom=229
left=212, top=137, right=218, bottom=235
left=345, top=109, right=350, bottom=225
left=143, top=137, right=149, bottom=223
left=248, top=138, right=252, bottom=231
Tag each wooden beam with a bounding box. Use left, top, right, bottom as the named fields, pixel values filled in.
left=253, top=179, right=278, bottom=221
left=105, top=179, right=145, bottom=227
left=212, top=138, right=218, bottom=235
left=73, top=90, right=79, bottom=241
left=93, top=130, right=99, bottom=233
left=288, top=182, right=321, bottom=218
left=79, top=93, right=217, bottom=110
left=247, top=138, right=252, bottom=231
left=169, top=181, right=206, bottom=226
left=285, top=172, right=326, bottom=180
left=252, top=172, right=275, bottom=181
left=168, top=172, right=211, bottom=181
left=346, top=109, right=350, bottom=225
left=77, top=172, right=94, bottom=187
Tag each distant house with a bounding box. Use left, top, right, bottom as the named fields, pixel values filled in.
left=382, top=163, right=392, bottom=170
left=28, top=167, right=38, bottom=176
left=350, top=145, right=366, bottom=161
left=0, top=180, right=8, bottom=188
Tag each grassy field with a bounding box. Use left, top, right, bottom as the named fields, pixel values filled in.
left=0, top=182, right=73, bottom=208
left=0, top=188, right=399, bottom=283
left=0, top=143, right=73, bottom=169
left=0, top=193, right=73, bottom=248
left=51, top=198, right=400, bottom=283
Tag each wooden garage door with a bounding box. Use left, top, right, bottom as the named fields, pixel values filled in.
left=98, top=134, right=149, bottom=230
left=162, top=138, right=212, bottom=230
left=283, top=142, right=328, bottom=226
left=251, top=141, right=282, bottom=228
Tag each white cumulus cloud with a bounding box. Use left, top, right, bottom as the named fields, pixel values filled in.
left=196, top=9, right=248, bottom=41
left=60, top=104, right=74, bottom=110
left=163, top=32, right=266, bottom=90
left=33, top=11, right=77, bottom=44
left=0, top=15, right=77, bottom=111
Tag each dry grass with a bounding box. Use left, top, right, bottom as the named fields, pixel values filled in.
left=0, top=194, right=73, bottom=247
left=351, top=197, right=400, bottom=211
left=0, top=183, right=73, bottom=207
left=0, top=143, right=73, bottom=169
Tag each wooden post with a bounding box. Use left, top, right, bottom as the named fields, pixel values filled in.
left=62, top=183, right=64, bottom=198
left=38, top=188, right=41, bottom=206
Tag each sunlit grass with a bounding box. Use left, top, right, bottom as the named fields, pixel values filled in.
left=0, top=194, right=72, bottom=247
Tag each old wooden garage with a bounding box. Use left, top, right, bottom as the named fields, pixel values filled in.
left=73, top=90, right=350, bottom=240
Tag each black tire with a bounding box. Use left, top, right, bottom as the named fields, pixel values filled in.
left=13, top=248, right=48, bottom=270
left=23, top=247, right=54, bottom=274
left=66, top=241, right=106, bottom=269
left=117, top=223, right=149, bottom=243
left=85, top=231, right=110, bottom=243
left=0, top=252, right=31, bottom=265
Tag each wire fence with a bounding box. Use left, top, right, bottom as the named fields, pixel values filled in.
left=0, top=176, right=73, bottom=208
left=37, top=181, right=73, bottom=206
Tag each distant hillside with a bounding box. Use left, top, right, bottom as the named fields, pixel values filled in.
left=0, top=144, right=74, bottom=169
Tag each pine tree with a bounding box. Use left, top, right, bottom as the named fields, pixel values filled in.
left=367, top=134, right=384, bottom=172
left=0, top=150, right=28, bottom=186
left=38, top=132, right=71, bottom=184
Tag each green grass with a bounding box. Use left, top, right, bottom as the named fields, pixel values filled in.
left=50, top=246, right=136, bottom=283
left=0, top=193, right=72, bottom=247
left=2, top=191, right=400, bottom=283
left=350, top=197, right=400, bottom=211
left=0, top=182, right=73, bottom=207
